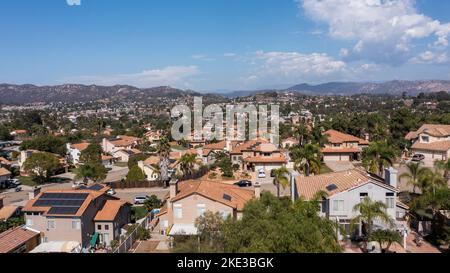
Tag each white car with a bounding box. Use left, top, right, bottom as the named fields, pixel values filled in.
left=134, top=195, right=150, bottom=205
left=258, top=169, right=266, bottom=178
left=106, top=189, right=116, bottom=195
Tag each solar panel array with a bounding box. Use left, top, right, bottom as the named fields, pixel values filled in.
left=88, top=184, right=104, bottom=191
left=223, top=194, right=232, bottom=201
left=33, top=192, right=89, bottom=215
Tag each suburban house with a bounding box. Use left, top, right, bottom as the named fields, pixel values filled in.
left=293, top=168, right=402, bottom=237
left=22, top=185, right=131, bottom=248
left=201, top=140, right=230, bottom=165
left=9, top=129, right=28, bottom=140
left=138, top=152, right=182, bottom=181
left=321, top=130, right=370, bottom=162
left=102, top=135, right=141, bottom=155
left=66, top=142, right=90, bottom=165
left=281, top=137, right=299, bottom=149
left=405, top=124, right=450, bottom=166
left=0, top=204, right=22, bottom=221
left=113, top=148, right=142, bottom=163
left=0, top=157, right=12, bottom=169
left=0, top=226, right=41, bottom=253
left=156, top=179, right=258, bottom=236
left=230, top=138, right=287, bottom=173
left=0, top=167, right=12, bottom=188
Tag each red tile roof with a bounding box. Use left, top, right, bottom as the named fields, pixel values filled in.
left=0, top=226, right=40, bottom=253
left=94, top=200, right=129, bottom=222
left=411, top=141, right=450, bottom=152
left=324, top=130, right=369, bottom=145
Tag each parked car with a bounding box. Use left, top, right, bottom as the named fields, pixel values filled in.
left=15, top=186, right=22, bottom=192
left=234, top=180, right=252, bottom=187
left=258, top=169, right=266, bottom=178
left=106, top=189, right=116, bottom=195
left=134, top=195, right=150, bottom=205
left=7, top=179, right=21, bottom=189
left=412, top=154, right=425, bottom=162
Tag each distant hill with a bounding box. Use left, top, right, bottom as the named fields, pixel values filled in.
left=1, top=80, right=449, bottom=104
left=0, top=84, right=219, bottom=104
left=286, top=80, right=450, bottom=95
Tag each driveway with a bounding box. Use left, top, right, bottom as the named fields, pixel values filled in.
left=104, top=166, right=129, bottom=183
left=115, top=188, right=169, bottom=204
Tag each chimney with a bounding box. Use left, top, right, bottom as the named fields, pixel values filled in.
left=226, top=140, right=232, bottom=152
left=364, top=133, right=370, bottom=141
left=169, top=179, right=178, bottom=199
left=385, top=167, right=398, bottom=189
left=254, top=182, right=261, bottom=199
left=29, top=186, right=41, bottom=200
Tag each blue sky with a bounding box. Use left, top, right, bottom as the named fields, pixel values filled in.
left=0, top=0, right=449, bottom=91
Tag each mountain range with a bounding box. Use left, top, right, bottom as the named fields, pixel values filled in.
left=0, top=80, right=449, bottom=104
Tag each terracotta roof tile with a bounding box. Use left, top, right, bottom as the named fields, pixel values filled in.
left=70, top=142, right=90, bottom=151
left=94, top=200, right=129, bottom=221
left=0, top=167, right=11, bottom=177
left=0, top=226, right=40, bottom=253
left=407, top=124, right=450, bottom=138
left=0, top=205, right=19, bottom=220
left=324, top=130, right=369, bottom=145
left=296, top=169, right=397, bottom=200
left=411, top=141, right=450, bottom=152
left=243, top=155, right=287, bottom=163
left=321, top=147, right=362, bottom=153
left=171, top=180, right=254, bottom=211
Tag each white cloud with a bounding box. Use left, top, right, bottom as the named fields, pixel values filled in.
left=411, top=51, right=449, bottom=64
left=191, top=54, right=214, bottom=61
left=224, top=53, right=237, bottom=57
left=300, top=0, right=450, bottom=64
left=250, top=50, right=347, bottom=83
left=66, top=0, right=81, bottom=6
left=68, top=66, right=199, bottom=88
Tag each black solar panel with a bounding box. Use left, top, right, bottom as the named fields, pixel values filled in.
left=88, top=184, right=104, bottom=191
left=33, top=192, right=89, bottom=215
left=47, top=207, right=80, bottom=215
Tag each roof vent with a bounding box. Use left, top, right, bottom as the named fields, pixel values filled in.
left=223, top=194, right=232, bottom=201
left=326, top=184, right=338, bottom=191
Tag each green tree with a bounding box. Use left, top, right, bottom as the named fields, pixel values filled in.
left=80, top=143, right=102, bottom=164
left=126, top=165, right=146, bottom=183
left=369, top=229, right=402, bottom=253
left=218, top=157, right=234, bottom=178
left=272, top=167, right=289, bottom=198
left=0, top=125, right=12, bottom=141
left=74, top=162, right=107, bottom=183
left=399, top=162, right=429, bottom=193
left=291, top=144, right=322, bottom=176
left=23, top=152, right=61, bottom=184
left=143, top=195, right=163, bottom=212
left=350, top=197, right=394, bottom=239
left=20, top=135, right=66, bottom=155
left=362, top=142, right=398, bottom=176
left=179, top=153, right=197, bottom=176
left=128, top=154, right=150, bottom=169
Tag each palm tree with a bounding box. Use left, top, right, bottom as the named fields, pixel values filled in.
left=272, top=167, right=290, bottom=198
left=369, top=229, right=402, bottom=253
left=295, top=124, right=309, bottom=147
left=399, top=162, right=428, bottom=194
left=350, top=197, right=394, bottom=239
left=291, top=144, right=322, bottom=176
left=434, top=159, right=450, bottom=178
left=418, top=169, right=447, bottom=196
left=362, top=142, right=397, bottom=176
left=179, top=153, right=197, bottom=177
left=157, top=136, right=171, bottom=184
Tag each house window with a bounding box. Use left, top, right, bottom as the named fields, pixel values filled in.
left=421, top=136, right=429, bottom=143
left=360, top=192, right=368, bottom=202
left=221, top=210, right=231, bottom=219
left=174, top=204, right=183, bottom=219
left=26, top=219, right=33, bottom=226
left=105, top=225, right=109, bottom=231
left=47, top=220, right=55, bottom=229
left=197, top=204, right=206, bottom=217
left=386, top=197, right=395, bottom=209
left=72, top=220, right=81, bottom=230
left=97, top=225, right=102, bottom=230
left=333, top=200, right=344, bottom=212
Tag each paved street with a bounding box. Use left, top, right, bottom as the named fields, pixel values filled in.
left=104, top=166, right=129, bottom=183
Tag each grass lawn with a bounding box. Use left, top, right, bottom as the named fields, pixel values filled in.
left=321, top=164, right=334, bottom=174
left=132, top=206, right=148, bottom=221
